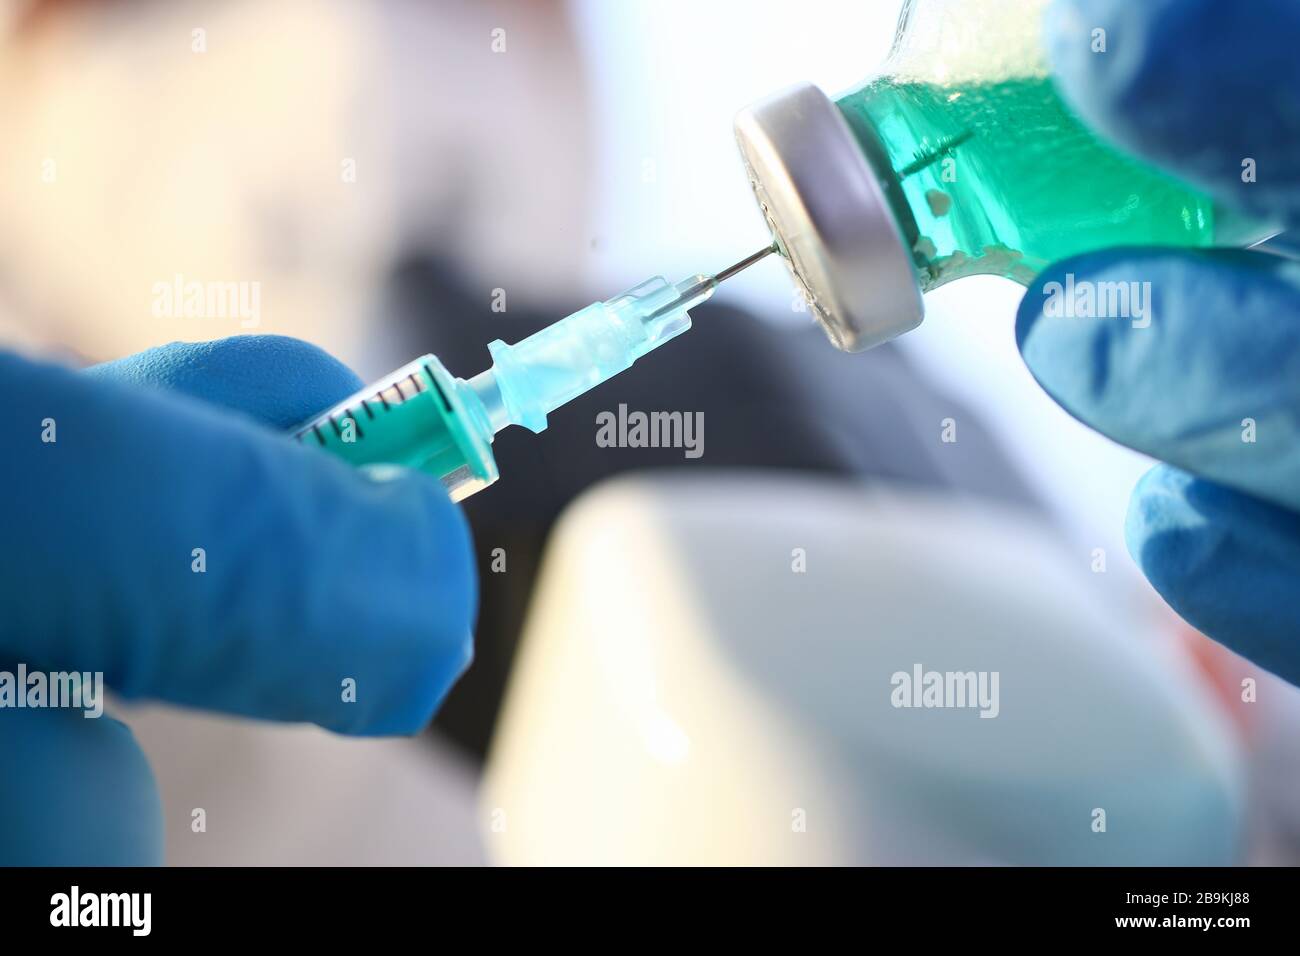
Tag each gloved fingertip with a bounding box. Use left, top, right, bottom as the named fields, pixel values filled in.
left=1124, top=466, right=1300, bottom=685
left=1015, top=251, right=1136, bottom=421
left=355, top=622, right=475, bottom=737
left=309, top=468, right=478, bottom=737
left=1124, top=466, right=1205, bottom=581
left=88, top=335, right=364, bottom=428
left=372, top=485, right=478, bottom=736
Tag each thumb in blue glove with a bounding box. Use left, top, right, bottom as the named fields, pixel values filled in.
left=0, top=335, right=478, bottom=864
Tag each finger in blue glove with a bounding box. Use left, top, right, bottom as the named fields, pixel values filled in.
left=1019, top=247, right=1300, bottom=684
left=1, top=336, right=477, bottom=734
left=1045, top=0, right=1300, bottom=228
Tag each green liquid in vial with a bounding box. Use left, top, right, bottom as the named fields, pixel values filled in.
left=835, top=76, right=1261, bottom=290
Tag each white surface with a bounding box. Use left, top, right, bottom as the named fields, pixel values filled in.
left=123, top=704, right=486, bottom=866
left=485, top=473, right=1242, bottom=865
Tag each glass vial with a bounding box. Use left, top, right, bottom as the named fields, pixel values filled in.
left=734, top=0, right=1273, bottom=351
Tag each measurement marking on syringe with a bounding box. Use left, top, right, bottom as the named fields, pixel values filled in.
left=407, top=373, right=423, bottom=395
left=312, top=425, right=325, bottom=445
left=378, top=391, right=391, bottom=411
left=360, top=400, right=374, bottom=419
left=424, top=364, right=453, bottom=412
left=329, top=416, right=343, bottom=437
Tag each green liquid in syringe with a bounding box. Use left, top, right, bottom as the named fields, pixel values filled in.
left=835, top=75, right=1263, bottom=290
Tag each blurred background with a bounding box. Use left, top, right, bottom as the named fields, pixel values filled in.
left=2, top=0, right=1298, bottom=864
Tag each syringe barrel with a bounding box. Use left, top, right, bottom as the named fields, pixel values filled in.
left=290, top=355, right=499, bottom=501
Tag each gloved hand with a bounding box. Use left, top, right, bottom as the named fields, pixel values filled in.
left=0, top=335, right=477, bottom=864
left=1019, top=0, right=1300, bottom=684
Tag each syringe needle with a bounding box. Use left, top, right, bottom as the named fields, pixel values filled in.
left=713, top=243, right=778, bottom=285
left=646, top=244, right=779, bottom=322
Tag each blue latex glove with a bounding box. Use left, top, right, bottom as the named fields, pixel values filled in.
left=0, top=335, right=477, bottom=864
left=1019, top=0, right=1300, bottom=684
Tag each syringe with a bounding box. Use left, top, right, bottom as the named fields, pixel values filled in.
left=292, top=245, right=775, bottom=500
